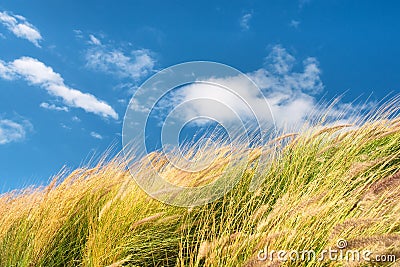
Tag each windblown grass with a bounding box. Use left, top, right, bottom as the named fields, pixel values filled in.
left=1, top=101, right=400, bottom=266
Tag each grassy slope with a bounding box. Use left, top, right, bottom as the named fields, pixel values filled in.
left=0, top=116, right=400, bottom=266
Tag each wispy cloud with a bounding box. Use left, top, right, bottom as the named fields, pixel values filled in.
left=73, top=29, right=83, bottom=39
left=240, top=13, right=252, bottom=30
left=167, top=45, right=328, bottom=130
left=0, top=11, right=42, bottom=47
left=72, top=116, right=81, bottom=122
left=90, top=131, right=103, bottom=140
left=0, top=118, right=32, bottom=145
left=60, top=123, right=71, bottom=130
left=289, top=20, right=300, bottom=29
left=85, top=35, right=156, bottom=81
left=88, top=34, right=101, bottom=45
left=255, top=45, right=323, bottom=95
left=299, top=0, right=312, bottom=8
left=40, top=102, right=69, bottom=112
left=0, top=57, right=118, bottom=119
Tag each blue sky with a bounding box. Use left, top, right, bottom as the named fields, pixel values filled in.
left=0, top=0, right=399, bottom=192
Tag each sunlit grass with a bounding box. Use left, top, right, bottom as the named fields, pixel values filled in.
left=0, top=100, right=399, bottom=266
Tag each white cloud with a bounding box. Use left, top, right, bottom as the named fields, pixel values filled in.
left=72, top=116, right=81, bottom=122
left=290, top=20, right=300, bottom=28
left=0, top=118, right=32, bottom=145
left=40, top=102, right=69, bottom=112
left=60, top=123, right=71, bottom=130
left=89, top=34, right=101, bottom=45
left=168, top=45, right=328, bottom=130
left=0, top=59, right=15, bottom=80
left=117, top=99, right=127, bottom=105
left=299, top=0, right=312, bottom=8
left=73, top=29, right=83, bottom=39
left=0, top=57, right=118, bottom=119
left=90, top=131, right=103, bottom=139
left=85, top=37, right=155, bottom=81
left=240, top=13, right=252, bottom=30
left=0, top=11, right=42, bottom=47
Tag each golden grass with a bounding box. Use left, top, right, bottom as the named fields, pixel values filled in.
left=0, top=101, right=400, bottom=266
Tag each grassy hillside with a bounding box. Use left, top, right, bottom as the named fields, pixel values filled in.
left=1, top=107, right=400, bottom=266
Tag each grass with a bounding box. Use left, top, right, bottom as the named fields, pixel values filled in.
left=1, top=100, right=400, bottom=266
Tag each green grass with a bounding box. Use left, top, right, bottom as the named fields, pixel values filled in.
left=1, top=103, right=400, bottom=266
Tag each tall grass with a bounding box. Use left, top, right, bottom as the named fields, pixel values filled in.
left=0, top=101, right=400, bottom=266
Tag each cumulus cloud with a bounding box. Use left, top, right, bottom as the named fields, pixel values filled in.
left=85, top=35, right=155, bottom=81
left=40, top=102, right=69, bottom=112
left=0, top=118, right=32, bottom=145
left=0, top=11, right=42, bottom=47
left=0, top=57, right=118, bottom=119
left=240, top=13, right=252, bottom=30
left=247, top=45, right=324, bottom=128
left=90, top=131, right=103, bottom=139
left=167, top=45, right=327, bottom=130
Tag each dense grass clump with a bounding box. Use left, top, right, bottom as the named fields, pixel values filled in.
left=1, top=103, right=400, bottom=266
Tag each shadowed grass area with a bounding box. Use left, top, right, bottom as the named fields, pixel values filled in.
left=1, top=102, right=400, bottom=266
